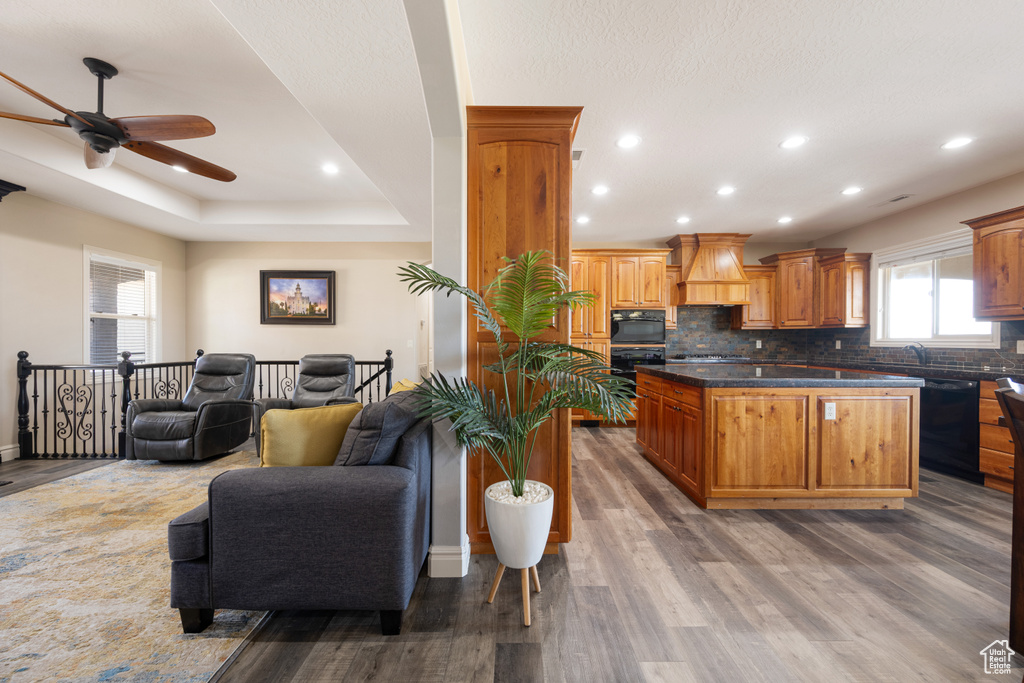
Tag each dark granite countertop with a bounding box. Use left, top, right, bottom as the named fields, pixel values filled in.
left=680, top=358, right=1023, bottom=382
left=638, top=363, right=925, bottom=388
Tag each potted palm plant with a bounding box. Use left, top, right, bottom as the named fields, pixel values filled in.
left=398, top=251, right=634, bottom=623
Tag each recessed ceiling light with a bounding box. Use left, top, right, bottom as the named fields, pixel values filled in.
left=321, top=162, right=340, bottom=175
left=616, top=135, right=641, bottom=149
left=576, top=216, right=590, bottom=224
left=842, top=186, right=863, bottom=195
left=780, top=135, right=808, bottom=149
left=717, top=186, right=736, bottom=196
left=172, top=165, right=188, bottom=173
left=941, top=137, right=973, bottom=150
left=676, top=216, right=691, bottom=224
left=777, top=216, right=793, bottom=224
left=592, top=185, right=609, bottom=195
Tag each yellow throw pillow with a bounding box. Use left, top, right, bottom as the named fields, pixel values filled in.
left=260, top=402, right=363, bottom=467
left=388, top=378, right=421, bottom=395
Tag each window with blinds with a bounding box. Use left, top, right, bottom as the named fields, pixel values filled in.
left=88, top=254, right=158, bottom=364
left=871, top=229, right=999, bottom=348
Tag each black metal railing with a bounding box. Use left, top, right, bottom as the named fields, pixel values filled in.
left=15, top=349, right=393, bottom=459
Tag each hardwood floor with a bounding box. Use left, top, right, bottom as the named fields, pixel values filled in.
left=218, top=426, right=1019, bottom=681
left=0, top=456, right=111, bottom=497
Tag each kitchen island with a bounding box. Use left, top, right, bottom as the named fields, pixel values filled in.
left=635, top=364, right=924, bottom=510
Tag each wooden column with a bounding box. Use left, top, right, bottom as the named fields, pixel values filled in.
left=466, top=105, right=582, bottom=553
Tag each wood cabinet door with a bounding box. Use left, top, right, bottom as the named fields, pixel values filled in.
left=975, top=227, right=1024, bottom=319
left=636, top=389, right=660, bottom=456
left=639, top=255, right=666, bottom=307
left=778, top=257, right=815, bottom=328
left=570, top=255, right=589, bottom=337
left=732, top=265, right=776, bottom=329
left=611, top=256, right=640, bottom=308
left=819, top=262, right=844, bottom=326
left=846, top=260, right=869, bottom=326
left=660, top=397, right=683, bottom=476
left=665, top=264, right=682, bottom=328
left=679, top=403, right=702, bottom=490
left=583, top=339, right=611, bottom=421
left=589, top=256, right=612, bottom=337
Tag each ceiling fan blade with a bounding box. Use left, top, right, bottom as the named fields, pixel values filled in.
left=84, top=144, right=115, bottom=169
left=0, top=110, right=70, bottom=127
left=110, top=115, right=216, bottom=141
left=123, top=140, right=236, bottom=182
left=0, top=69, right=91, bottom=126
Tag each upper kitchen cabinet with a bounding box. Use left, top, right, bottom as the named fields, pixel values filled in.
left=963, top=205, right=1024, bottom=320
left=570, top=251, right=611, bottom=337
left=610, top=251, right=669, bottom=308
left=817, top=253, right=870, bottom=328
left=759, top=248, right=845, bottom=329
left=731, top=265, right=776, bottom=329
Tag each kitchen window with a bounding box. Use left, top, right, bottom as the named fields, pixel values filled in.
left=871, top=229, right=999, bottom=348
left=84, top=248, right=160, bottom=364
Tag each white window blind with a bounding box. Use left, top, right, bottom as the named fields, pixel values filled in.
left=88, top=254, right=158, bottom=364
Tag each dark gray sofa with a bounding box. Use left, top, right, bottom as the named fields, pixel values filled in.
left=167, top=391, right=431, bottom=636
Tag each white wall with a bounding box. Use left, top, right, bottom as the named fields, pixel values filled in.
left=0, top=192, right=187, bottom=455
left=184, top=241, right=431, bottom=384
left=812, top=169, right=1024, bottom=251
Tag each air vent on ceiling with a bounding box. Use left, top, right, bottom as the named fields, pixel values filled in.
left=871, top=193, right=915, bottom=208
left=571, top=149, right=585, bottom=170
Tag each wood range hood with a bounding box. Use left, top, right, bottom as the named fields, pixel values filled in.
left=667, top=233, right=752, bottom=306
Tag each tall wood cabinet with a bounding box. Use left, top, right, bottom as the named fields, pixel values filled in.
left=571, top=251, right=612, bottom=421
left=467, top=106, right=582, bottom=553
left=665, top=264, right=682, bottom=329
left=963, top=205, right=1024, bottom=320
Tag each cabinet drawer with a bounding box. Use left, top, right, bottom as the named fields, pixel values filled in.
left=981, top=380, right=999, bottom=400
left=662, top=381, right=701, bottom=408
left=637, top=374, right=663, bottom=395
left=980, top=423, right=1016, bottom=454
left=980, top=397, right=1003, bottom=426
left=980, top=447, right=1015, bottom=479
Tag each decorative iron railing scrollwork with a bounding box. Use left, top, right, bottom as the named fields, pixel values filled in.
left=14, top=349, right=394, bottom=459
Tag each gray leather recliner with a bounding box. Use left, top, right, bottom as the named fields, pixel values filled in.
left=125, top=353, right=256, bottom=461
left=251, top=354, right=358, bottom=454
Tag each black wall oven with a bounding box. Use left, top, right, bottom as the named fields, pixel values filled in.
left=610, top=310, right=666, bottom=345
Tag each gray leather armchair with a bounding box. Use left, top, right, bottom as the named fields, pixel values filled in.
left=126, top=353, right=256, bottom=461
left=252, top=354, right=358, bottom=454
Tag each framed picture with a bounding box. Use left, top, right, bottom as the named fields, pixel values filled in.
left=260, top=270, right=335, bottom=325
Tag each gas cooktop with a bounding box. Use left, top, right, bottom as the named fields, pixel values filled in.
left=667, top=353, right=751, bottom=363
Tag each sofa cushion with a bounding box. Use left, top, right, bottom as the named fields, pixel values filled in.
left=132, top=411, right=197, bottom=440
left=335, top=391, right=421, bottom=466
left=261, top=402, right=363, bottom=467
left=168, top=502, right=209, bottom=561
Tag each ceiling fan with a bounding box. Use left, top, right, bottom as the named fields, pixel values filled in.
left=0, top=58, right=236, bottom=182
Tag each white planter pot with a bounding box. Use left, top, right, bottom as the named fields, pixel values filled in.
left=484, top=480, right=554, bottom=569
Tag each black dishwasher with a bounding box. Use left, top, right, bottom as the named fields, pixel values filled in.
left=918, top=378, right=982, bottom=483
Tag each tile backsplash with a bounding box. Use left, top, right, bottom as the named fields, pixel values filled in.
left=667, top=305, right=1024, bottom=374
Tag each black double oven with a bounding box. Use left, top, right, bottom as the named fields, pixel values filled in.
left=609, top=309, right=665, bottom=388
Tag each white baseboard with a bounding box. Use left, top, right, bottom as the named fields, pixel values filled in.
left=428, top=535, right=470, bottom=577
left=1, top=444, right=19, bottom=462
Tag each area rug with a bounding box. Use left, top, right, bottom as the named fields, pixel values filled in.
left=0, top=451, right=264, bottom=682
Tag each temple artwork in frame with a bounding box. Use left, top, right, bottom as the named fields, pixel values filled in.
left=260, top=270, right=335, bottom=325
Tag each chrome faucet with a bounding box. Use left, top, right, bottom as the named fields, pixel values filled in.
left=903, top=342, right=927, bottom=365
